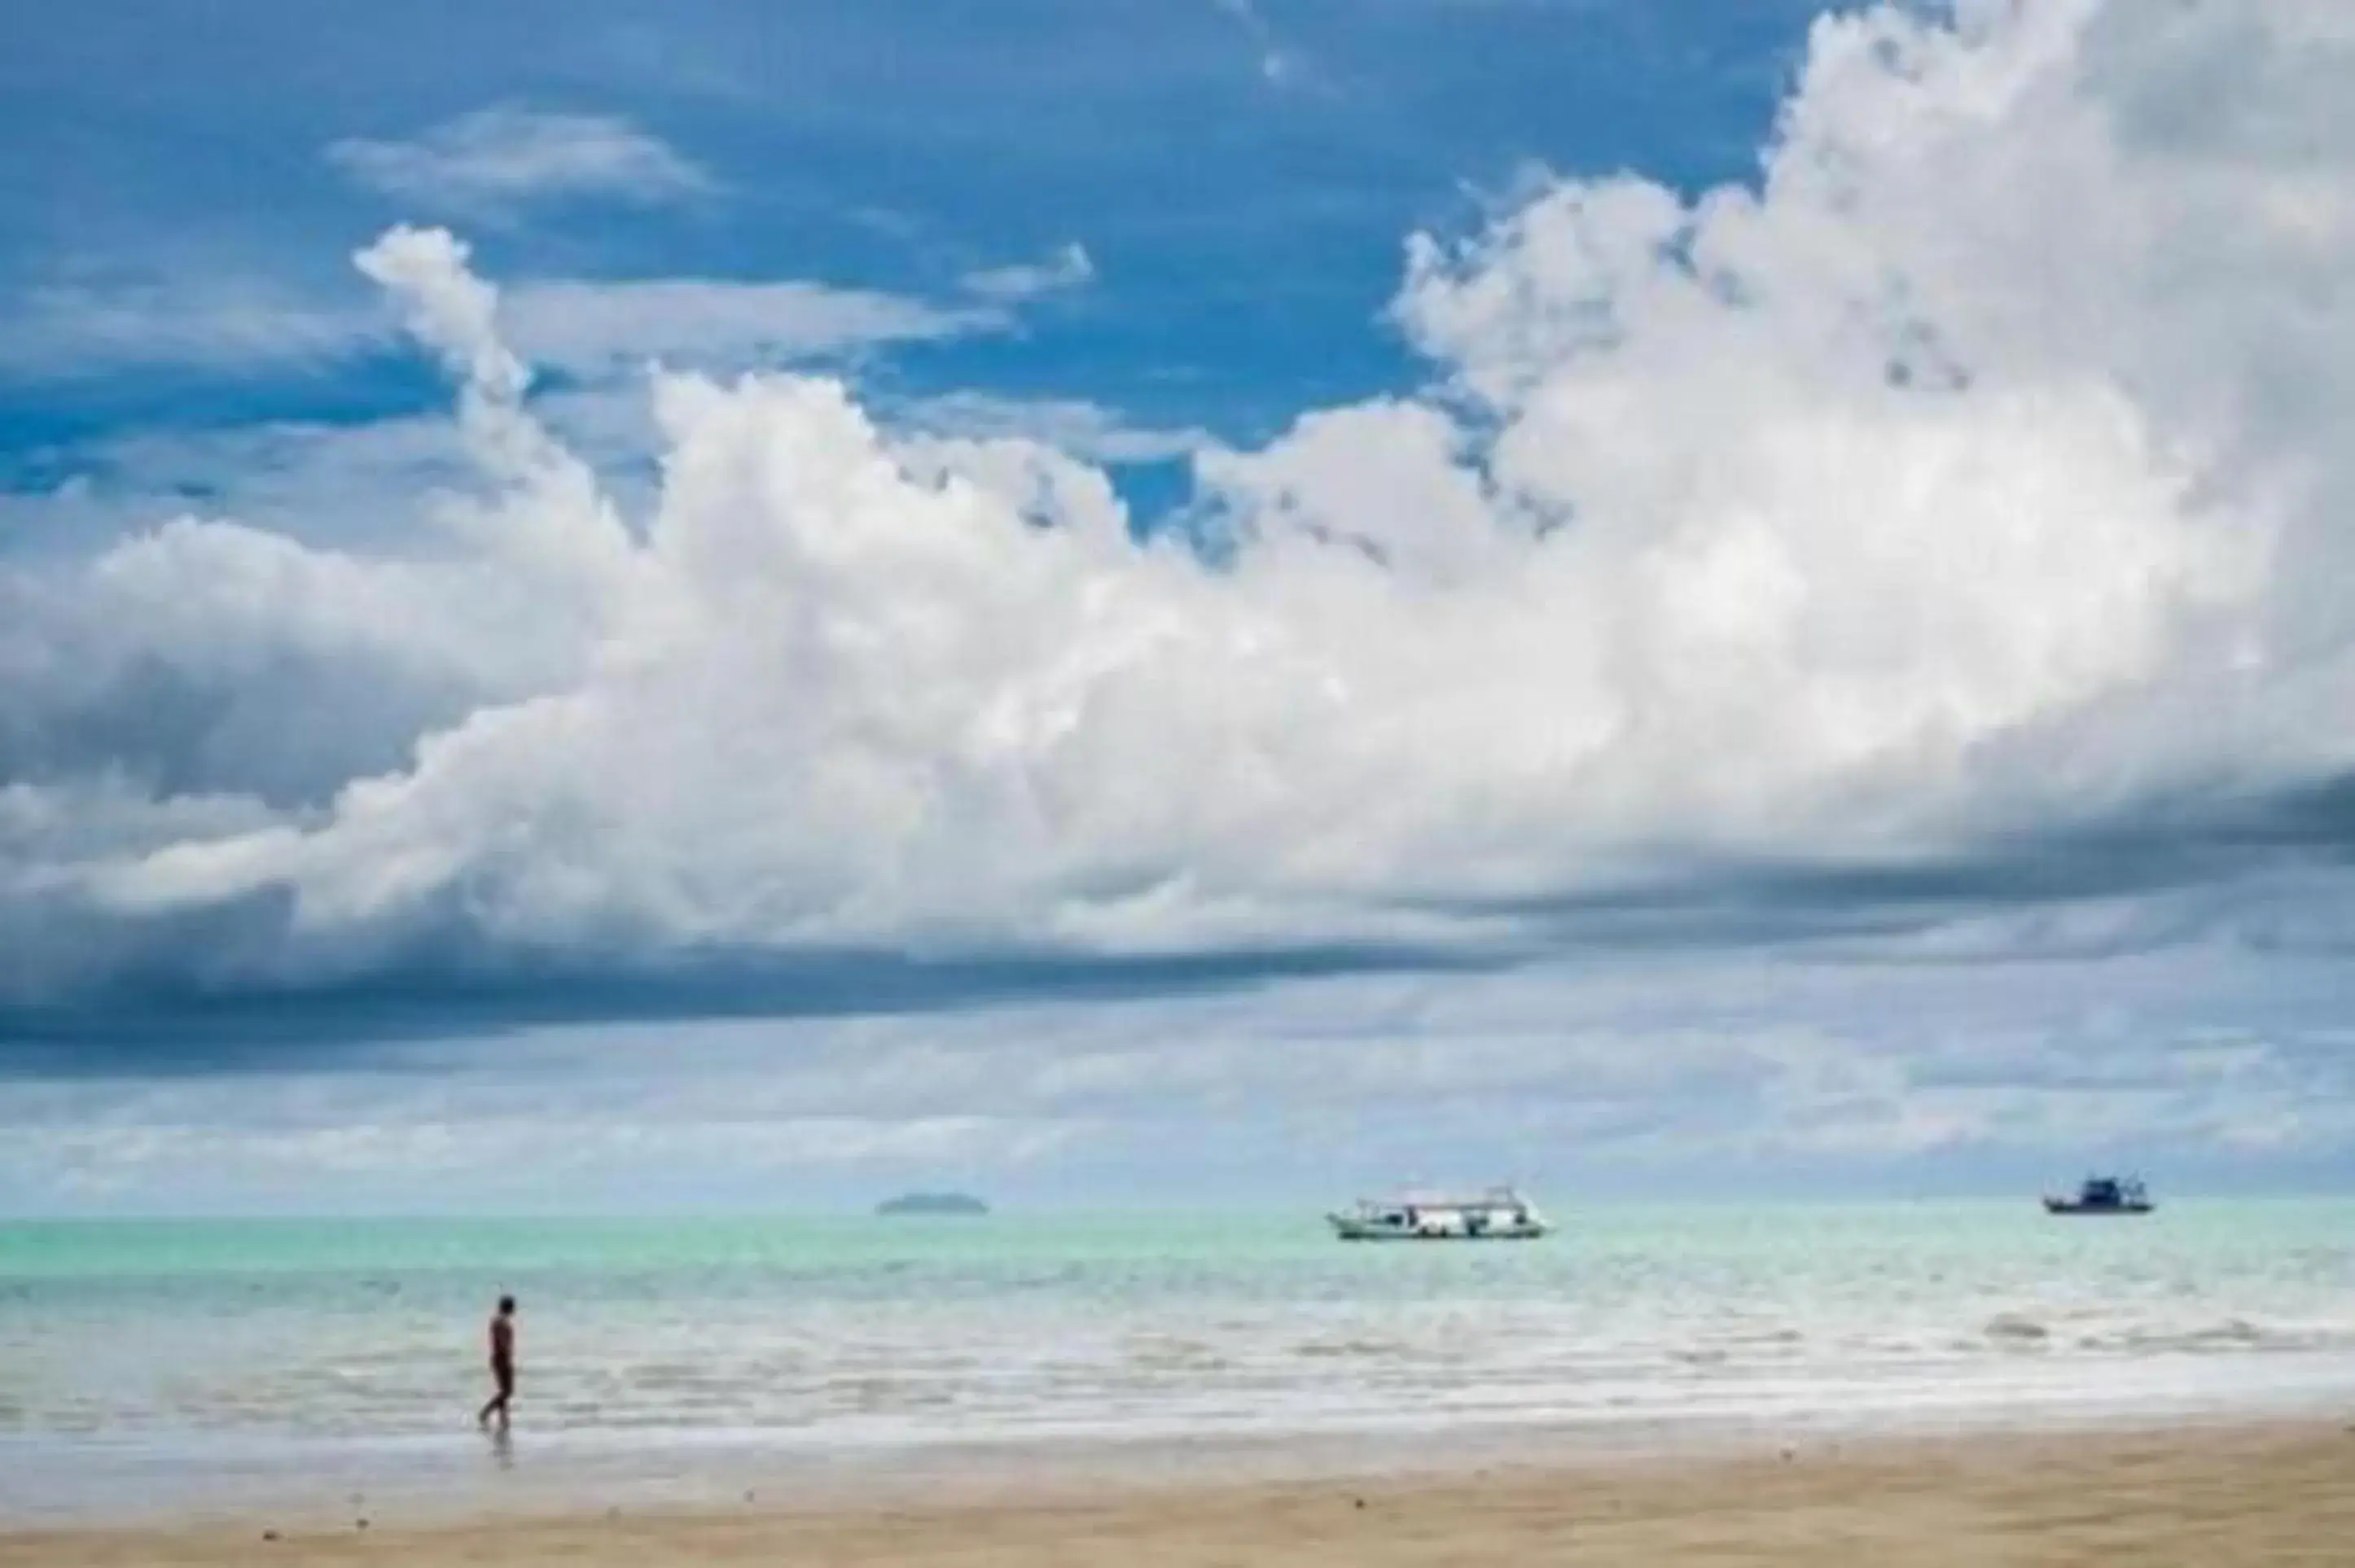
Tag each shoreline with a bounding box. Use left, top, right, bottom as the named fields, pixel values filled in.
left=5, top=1417, right=2351, bottom=1565
left=7, top=1398, right=2351, bottom=1528
left=12, top=1348, right=2355, bottom=1530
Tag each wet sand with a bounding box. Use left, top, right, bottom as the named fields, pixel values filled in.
left=5, top=1421, right=2352, bottom=1565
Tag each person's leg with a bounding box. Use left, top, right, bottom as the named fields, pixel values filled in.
left=478, top=1366, right=511, bottom=1428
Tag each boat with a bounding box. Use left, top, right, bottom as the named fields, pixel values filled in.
left=1327, top=1187, right=1549, bottom=1241
left=2041, top=1174, right=2153, bottom=1215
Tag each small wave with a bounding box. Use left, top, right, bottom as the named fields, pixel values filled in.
left=822, top=1375, right=957, bottom=1413
left=1727, top=1328, right=1805, bottom=1347
left=1983, top=1312, right=2050, bottom=1345
left=1292, top=1338, right=1414, bottom=1360
left=625, top=1364, right=739, bottom=1393
left=1124, top=1337, right=1233, bottom=1373
left=2119, top=1319, right=2290, bottom=1354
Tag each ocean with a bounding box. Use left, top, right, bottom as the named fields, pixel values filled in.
left=5, top=1201, right=2354, bottom=1521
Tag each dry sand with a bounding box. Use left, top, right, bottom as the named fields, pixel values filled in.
left=5, top=1421, right=2352, bottom=1566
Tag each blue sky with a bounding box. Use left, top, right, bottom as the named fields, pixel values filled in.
left=6, top=0, right=2355, bottom=1212
left=0, top=0, right=1812, bottom=467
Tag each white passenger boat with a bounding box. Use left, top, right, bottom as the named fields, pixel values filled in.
left=1327, top=1187, right=1549, bottom=1241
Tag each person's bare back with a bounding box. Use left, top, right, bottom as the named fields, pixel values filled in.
left=476, top=1295, right=517, bottom=1430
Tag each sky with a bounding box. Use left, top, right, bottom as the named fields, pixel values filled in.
left=5, top=0, right=2355, bottom=1214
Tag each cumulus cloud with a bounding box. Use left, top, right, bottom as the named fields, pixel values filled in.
left=0, top=414, right=478, bottom=558
left=354, top=226, right=530, bottom=404
left=9, top=0, right=2355, bottom=1036
left=326, top=106, right=713, bottom=212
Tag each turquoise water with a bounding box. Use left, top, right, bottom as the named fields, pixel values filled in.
left=5, top=1202, right=2354, bottom=1517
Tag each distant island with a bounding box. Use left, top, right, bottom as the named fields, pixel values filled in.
left=875, top=1192, right=989, bottom=1216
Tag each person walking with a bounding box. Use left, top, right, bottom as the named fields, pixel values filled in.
left=476, top=1295, right=517, bottom=1431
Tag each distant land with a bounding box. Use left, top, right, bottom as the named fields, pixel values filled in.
left=875, top=1191, right=989, bottom=1216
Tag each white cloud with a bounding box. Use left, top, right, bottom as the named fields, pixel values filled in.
left=326, top=107, right=712, bottom=212
left=961, top=243, right=1096, bottom=304
left=897, top=392, right=1212, bottom=465
left=0, top=414, right=476, bottom=556
left=503, top=277, right=999, bottom=377
left=1213, top=0, right=1300, bottom=86
left=10, top=1, right=2355, bottom=1015
left=354, top=226, right=529, bottom=404
left=0, top=280, right=384, bottom=380
left=0, top=252, right=1004, bottom=389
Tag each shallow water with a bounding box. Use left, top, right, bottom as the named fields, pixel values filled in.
left=4, top=1201, right=2353, bottom=1518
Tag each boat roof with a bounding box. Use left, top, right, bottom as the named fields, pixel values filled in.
left=1357, top=1187, right=1531, bottom=1207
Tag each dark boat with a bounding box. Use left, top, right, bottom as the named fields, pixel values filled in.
left=2041, top=1175, right=2152, bottom=1215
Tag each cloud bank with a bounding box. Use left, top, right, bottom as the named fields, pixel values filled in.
left=12, top=951, right=2351, bottom=1206
left=8, top=0, right=2355, bottom=1043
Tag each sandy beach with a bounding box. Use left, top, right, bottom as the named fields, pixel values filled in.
left=7, top=1421, right=2350, bottom=1566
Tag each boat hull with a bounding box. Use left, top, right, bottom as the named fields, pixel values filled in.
left=1328, top=1217, right=1549, bottom=1242
left=2041, top=1198, right=2154, bottom=1215
left=1327, top=1188, right=1550, bottom=1242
